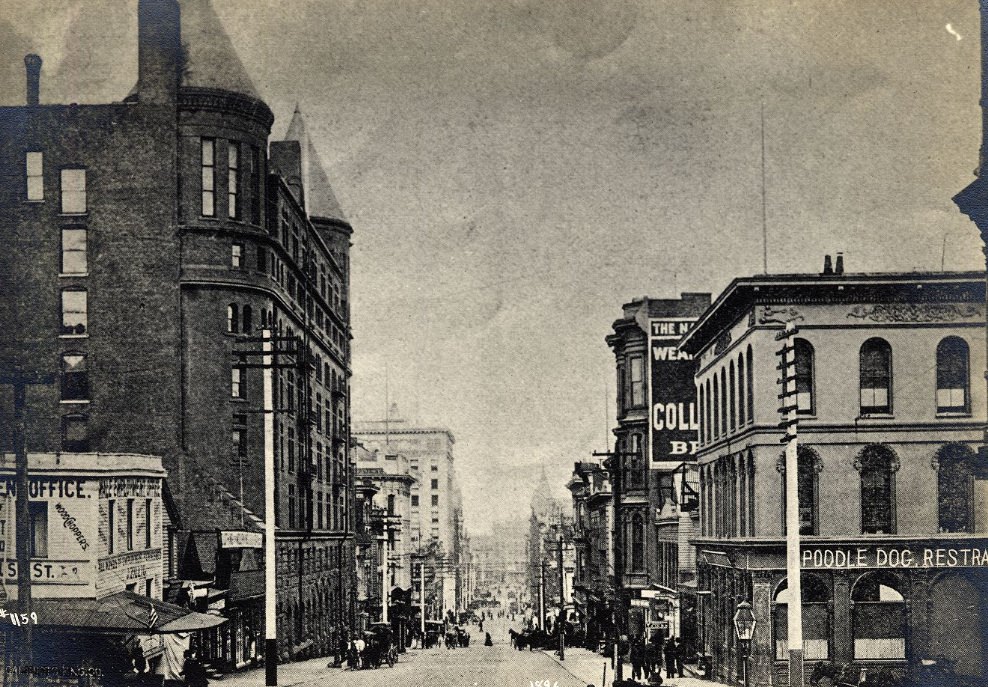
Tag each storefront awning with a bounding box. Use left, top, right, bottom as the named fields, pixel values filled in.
left=32, top=591, right=227, bottom=635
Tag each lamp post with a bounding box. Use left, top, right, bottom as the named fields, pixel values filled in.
left=733, top=601, right=757, bottom=687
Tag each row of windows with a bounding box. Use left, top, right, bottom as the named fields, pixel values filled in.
left=106, top=498, right=155, bottom=555
left=23, top=153, right=87, bottom=213
left=699, top=346, right=754, bottom=445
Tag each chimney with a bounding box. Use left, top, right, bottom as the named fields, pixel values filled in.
left=822, top=254, right=833, bottom=275
left=24, top=54, right=41, bottom=106
left=137, top=0, right=181, bottom=104
left=835, top=252, right=844, bottom=275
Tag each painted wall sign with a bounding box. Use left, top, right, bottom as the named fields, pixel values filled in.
left=3, top=559, right=90, bottom=585
left=98, top=478, right=161, bottom=499
left=802, top=543, right=988, bottom=570
left=649, top=318, right=699, bottom=461
left=0, top=477, right=87, bottom=499
left=219, top=530, right=263, bottom=549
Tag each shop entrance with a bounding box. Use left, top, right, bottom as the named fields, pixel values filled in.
left=927, top=571, right=988, bottom=680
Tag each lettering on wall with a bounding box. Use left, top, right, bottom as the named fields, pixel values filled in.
left=54, top=502, right=89, bottom=551
left=98, top=478, right=161, bottom=499
left=0, top=478, right=87, bottom=499
left=802, top=544, right=988, bottom=569
left=649, top=318, right=700, bottom=462
left=3, top=560, right=89, bottom=585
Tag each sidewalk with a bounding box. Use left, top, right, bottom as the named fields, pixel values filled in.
left=541, top=648, right=731, bottom=687
left=210, top=649, right=425, bottom=687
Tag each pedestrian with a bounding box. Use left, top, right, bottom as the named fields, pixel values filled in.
left=181, top=650, right=208, bottom=687
left=484, top=632, right=493, bottom=646
left=674, top=637, right=684, bottom=678
left=646, top=640, right=662, bottom=678
left=630, top=641, right=645, bottom=681
left=664, top=637, right=677, bottom=679
left=479, top=618, right=484, bottom=632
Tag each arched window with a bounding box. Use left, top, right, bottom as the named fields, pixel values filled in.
left=794, top=339, right=814, bottom=414
left=851, top=571, right=906, bottom=659
left=227, top=304, right=239, bottom=333
left=630, top=512, right=645, bottom=572
left=720, top=368, right=728, bottom=438
left=713, top=374, right=720, bottom=439
left=774, top=575, right=831, bottom=660
left=857, top=445, right=896, bottom=534
left=936, top=444, right=988, bottom=533
left=697, top=383, right=705, bottom=445
left=242, top=305, right=253, bottom=334
left=61, top=352, right=89, bottom=401
left=860, top=338, right=892, bottom=414
left=746, top=345, right=754, bottom=423
left=936, top=337, right=970, bottom=413
left=737, top=352, right=746, bottom=426
left=705, top=379, right=713, bottom=443
left=729, top=361, right=736, bottom=432
left=783, top=448, right=821, bottom=535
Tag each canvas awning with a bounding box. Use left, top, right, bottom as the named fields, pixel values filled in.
left=31, top=591, right=227, bottom=634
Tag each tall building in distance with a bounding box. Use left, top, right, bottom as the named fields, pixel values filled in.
left=353, top=406, right=466, bottom=615
left=0, top=0, right=355, bottom=670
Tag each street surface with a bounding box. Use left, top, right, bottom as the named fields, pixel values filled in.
left=217, top=616, right=730, bottom=687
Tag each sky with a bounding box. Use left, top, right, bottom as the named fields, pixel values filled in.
left=1, top=0, right=984, bottom=535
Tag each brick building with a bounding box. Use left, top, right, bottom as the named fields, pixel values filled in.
left=0, top=0, right=355, bottom=670
left=679, top=266, right=987, bottom=686
left=605, top=293, right=710, bottom=645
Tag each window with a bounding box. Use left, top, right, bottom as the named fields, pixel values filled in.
left=126, top=499, right=134, bottom=551
left=746, top=345, right=754, bottom=422
left=317, top=491, right=324, bottom=529
left=783, top=448, right=820, bottom=536
left=860, top=338, right=892, bottom=414
left=146, top=579, right=153, bottom=598
left=61, top=414, right=88, bottom=452
left=936, top=444, right=988, bottom=533
left=60, top=168, right=86, bottom=214
left=629, top=512, right=644, bottom=572
left=629, top=355, right=644, bottom=407
left=257, top=247, right=267, bottom=273
left=232, top=429, right=246, bottom=458
left=720, top=368, right=728, bottom=437
left=231, top=243, right=243, bottom=268
left=793, top=339, right=815, bottom=414
left=61, top=352, right=89, bottom=401
left=145, top=498, right=153, bottom=548
left=250, top=146, right=261, bottom=224
left=713, top=373, right=720, bottom=438
left=29, top=502, right=48, bottom=558
left=430, top=464, right=438, bottom=472
left=315, top=394, right=322, bottom=431
left=228, top=142, right=239, bottom=219
left=61, top=288, right=87, bottom=335
left=627, top=433, right=644, bottom=489
left=288, top=485, right=297, bottom=528
left=729, top=361, right=736, bottom=431
left=616, top=364, right=625, bottom=413
left=201, top=138, right=215, bottom=216
left=774, top=575, right=830, bottom=660
left=431, top=479, right=438, bottom=490
left=936, top=337, right=970, bottom=413
left=388, top=495, right=396, bottom=514
left=231, top=366, right=243, bottom=398
left=61, top=228, right=87, bottom=274
left=227, top=304, right=239, bottom=333
left=851, top=572, right=906, bottom=659
left=107, top=499, right=115, bottom=554
left=858, top=445, right=896, bottom=534
left=242, top=305, right=252, bottom=334
left=737, top=352, right=746, bottom=425
left=411, top=495, right=419, bottom=507
left=431, top=495, right=439, bottom=507
left=26, top=152, right=43, bottom=201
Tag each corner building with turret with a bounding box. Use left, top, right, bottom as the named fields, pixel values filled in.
left=0, top=0, right=355, bottom=670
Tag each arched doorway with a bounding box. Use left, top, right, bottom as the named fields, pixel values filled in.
left=927, top=571, right=988, bottom=679
left=851, top=571, right=906, bottom=660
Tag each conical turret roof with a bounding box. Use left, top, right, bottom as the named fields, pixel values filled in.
left=178, top=0, right=259, bottom=97
left=283, top=105, right=348, bottom=224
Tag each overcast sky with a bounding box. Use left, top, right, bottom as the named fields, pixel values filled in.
left=2, top=1, right=984, bottom=534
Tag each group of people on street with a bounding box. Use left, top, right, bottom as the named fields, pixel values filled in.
left=626, top=636, right=685, bottom=684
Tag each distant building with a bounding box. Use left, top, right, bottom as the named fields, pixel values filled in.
left=605, top=293, right=710, bottom=645
left=679, top=265, right=987, bottom=686
left=568, top=460, right=614, bottom=648
left=0, top=0, right=355, bottom=669
left=353, top=408, right=465, bottom=614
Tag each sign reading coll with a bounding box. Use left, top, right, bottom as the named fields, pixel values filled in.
left=649, top=319, right=699, bottom=461
left=802, top=543, right=988, bottom=570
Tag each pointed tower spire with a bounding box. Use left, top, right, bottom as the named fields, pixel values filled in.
left=283, top=106, right=348, bottom=224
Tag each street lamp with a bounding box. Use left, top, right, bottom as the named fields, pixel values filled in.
left=733, top=601, right=757, bottom=686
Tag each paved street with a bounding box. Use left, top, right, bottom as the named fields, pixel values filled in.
left=217, top=617, right=732, bottom=687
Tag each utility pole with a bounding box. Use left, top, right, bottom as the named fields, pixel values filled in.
left=420, top=560, right=427, bottom=641
left=233, top=329, right=302, bottom=687
left=557, top=533, right=565, bottom=661
left=1, top=369, right=54, bottom=687
left=381, top=532, right=390, bottom=624
left=776, top=320, right=803, bottom=687
left=593, top=444, right=637, bottom=683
